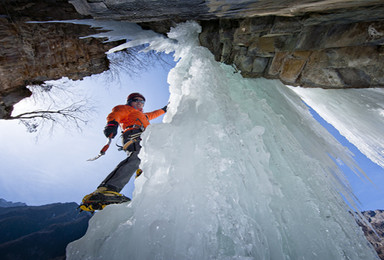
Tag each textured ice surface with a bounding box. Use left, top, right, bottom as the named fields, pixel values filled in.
left=67, top=21, right=379, bottom=260
left=291, top=86, right=384, bottom=168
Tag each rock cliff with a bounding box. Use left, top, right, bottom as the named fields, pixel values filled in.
left=359, top=210, right=384, bottom=260
left=0, top=0, right=122, bottom=119
left=1, top=0, right=384, bottom=118
left=199, top=13, right=384, bottom=89
left=70, top=0, right=384, bottom=89
left=69, top=0, right=384, bottom=22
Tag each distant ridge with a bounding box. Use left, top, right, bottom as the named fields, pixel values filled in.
left=0, top=198, right=26, bottom=208
left=0, top=200, right=91, bottom=260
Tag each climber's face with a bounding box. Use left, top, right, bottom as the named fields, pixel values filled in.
left=131, top=98, right=145, bottom=110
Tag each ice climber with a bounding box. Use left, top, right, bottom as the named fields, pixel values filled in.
left=80, top=92, right=167, bottom=212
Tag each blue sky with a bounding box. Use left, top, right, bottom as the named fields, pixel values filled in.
left=0, top=51, right=383, bottom=211
left=308, top=106, right=384, bottom=210
left=0, top=52, right=174, bottom=206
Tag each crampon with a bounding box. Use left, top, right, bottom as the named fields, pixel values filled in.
left=79, top=191, right=131, bottom=213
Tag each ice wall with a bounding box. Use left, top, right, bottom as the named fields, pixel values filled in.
left=291, top=86, right=384, bottom=168
left=67, top=22, right=379, bottom=259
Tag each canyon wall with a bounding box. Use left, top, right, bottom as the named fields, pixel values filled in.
left=70, top=0, right=384, bottom=89
left=0, top=0, right=122, bottom=118
left=1, top=0, right=384, bottom=119
left=199, top=14, right=384, bottom=88
left=69, top=0, right=384, bottom=22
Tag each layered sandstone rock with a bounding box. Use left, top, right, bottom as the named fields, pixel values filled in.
left=69, top=0, right=384, bottom=22
left=1, top=0, right=384, bottom=119
left=0, top=0, right=122, bottom=119
left=199, top=15, right=384, bottom=88
left=70, top=0, right=384, bottom=89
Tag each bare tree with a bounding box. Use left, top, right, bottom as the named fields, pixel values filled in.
left=9, top=100, right=91, bottom=133
left=7, top=81, right=94, bottom=134
left=105, top=46, right=174, bottom=83
left=4, top=47, right=173, bottom=134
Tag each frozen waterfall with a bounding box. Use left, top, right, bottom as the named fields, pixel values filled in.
left=290, top=86, right=384, bottom=169
left=66, top=21, right=379, bottom=259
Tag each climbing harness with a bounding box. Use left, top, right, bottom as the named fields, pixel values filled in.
left=118, top=132, right=142, bottom=151
left=116, top=124, right=144, bottom=151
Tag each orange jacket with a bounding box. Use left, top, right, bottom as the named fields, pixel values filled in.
left=106, top=105, right=165, bottom=132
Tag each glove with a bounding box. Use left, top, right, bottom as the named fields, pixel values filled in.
left=162, top=105, right=168, bottom=112
left=103, top=120, right=118, bottom=138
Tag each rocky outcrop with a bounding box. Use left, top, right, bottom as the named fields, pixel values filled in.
left=0, top=0, right=123, bottom=119
left=1, top=0, right=384, bottom=119
left=71, top=0, right=384, bottom=89
left=358, top=210, right=384, bottom=260
left=199, top=14, right=384, bottom=88
left=69, top=0, right=384, bottom=22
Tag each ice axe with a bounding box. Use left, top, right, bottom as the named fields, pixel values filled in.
left=87, top=135, right=112, bottom=161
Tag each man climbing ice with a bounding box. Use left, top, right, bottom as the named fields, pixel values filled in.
left=80, top=92, right=167, bottom=212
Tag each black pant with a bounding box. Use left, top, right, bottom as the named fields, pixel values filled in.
left=98, top=130, right=142, bottom=192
